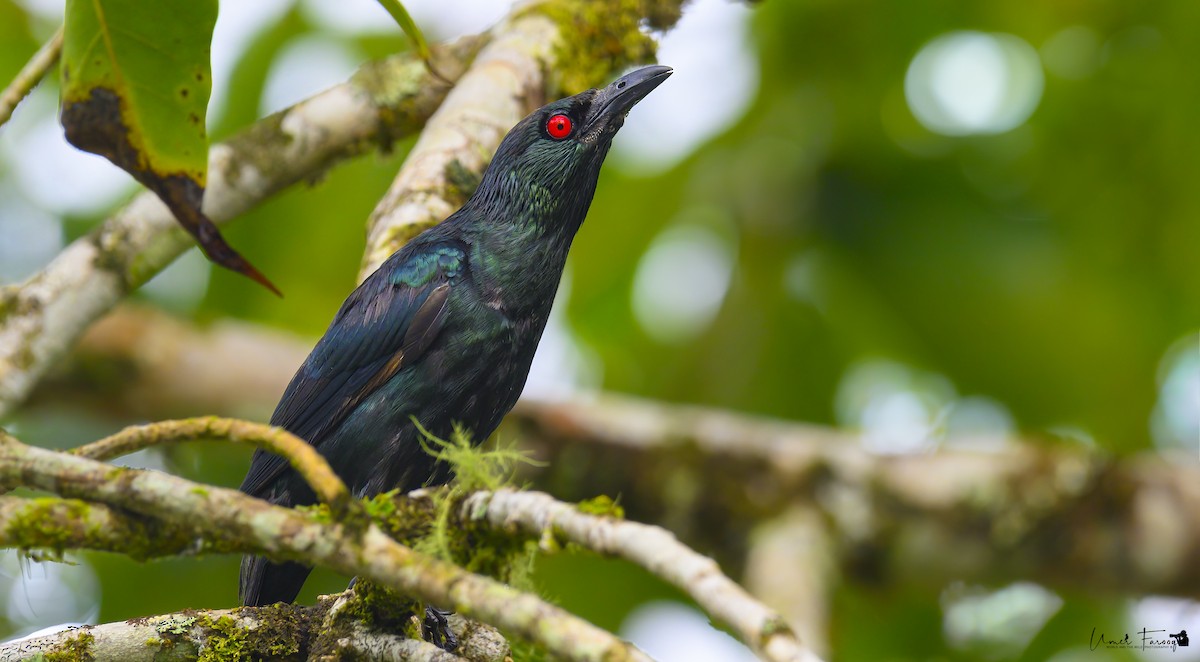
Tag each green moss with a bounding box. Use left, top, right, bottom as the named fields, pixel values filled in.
left=194, top=615, right=249, bottom=662
left=526, top=0, right=673, bottom=96
left=13, top=343, right=36, bottom=372
left=339, top=578, right=421, bottom=632
left=2, top=497, right=198, bottom=563
left=352, top=55, right=425, bottom=109
left=5, top=498, right=91, bottom=559
left=443, top=158, right=482, bottom=206
left=156, top=615, right=197, bottom=635
left=189, top=605, right=309, bottom=661
left=0, top=286, right=13, bottom=323
left=362, top=490, right=436, bottom=544
left=509, top=640, right=552, bottom=662
left=42, top=630, right=94, bottom=662
left=220, top=111, right=295, bottom=184
left=409, top=423, right=542, bottom=587
left=104, top=466, right=131, bottom=481
left=7, top=496, right=192, bottom=563
left=575, top=494, right=625, bottom=519
left=758, top=616, right=795, bottom=644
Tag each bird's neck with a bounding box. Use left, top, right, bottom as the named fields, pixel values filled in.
left=457, top=168, right=601, bottom=312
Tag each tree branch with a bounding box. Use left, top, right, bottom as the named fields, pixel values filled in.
left=744, top=507, right=836, bottom=658
left=0, top=431, right=650, bottom=662
left=514, top=396, right=1200, bottom=597
left=0, top=25, right=63, bottom=129
left=0, top=37, right=480, bottom=418
left=0, top=599, right=505, bottom=662
left=72, top=417, right=349, bottom=510
left=0, top=481, right=809, bottom=659
left=36, top=309, right=1200, bottom=598
left=0, top=495, right=205, bottom=560
left=48, top=304, right=308, bottom=419
left=466, top=489, right=823, bottom=662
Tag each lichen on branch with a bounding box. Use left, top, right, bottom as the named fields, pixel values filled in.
left=0, top=428, right=651, bottom=662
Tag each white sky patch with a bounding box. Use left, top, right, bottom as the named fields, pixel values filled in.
left=620, top=601, right=758, bottom=662
left=11, top=0, right=61, bottom=21
left=632, top=218, right=735, bottom=344
left=209, top=0, right=293, bottom=127
left=835, top=359, right=958, bottom=454
left=941, top=395, right=1016, bottom=452
left=303, top=0, right=510, bottom=41
left=905, top=31, right=1044, bottom=136
left=0, top=553, right=100, bottom=639
left=1150, top=333, right=1200, bottom=454
left=260, top=36, right=364, bottom=117
left=611, top=0, right=758, bottom=174
left=0, top=185, right=62, bottom=284
left=301, top=0, right=396, bottom=35
left=942, top=582, right=1063, bottom=657
left=0, top=89, right=135, bottom=216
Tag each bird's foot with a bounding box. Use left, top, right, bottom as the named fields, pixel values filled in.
left=422, top=605, right=458, bottom=652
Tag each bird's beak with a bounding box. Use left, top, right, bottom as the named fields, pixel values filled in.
left=586, top=65, right=673, bottom=134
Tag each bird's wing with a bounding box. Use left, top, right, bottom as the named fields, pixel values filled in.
left=238, top=242, right=464, bottom=498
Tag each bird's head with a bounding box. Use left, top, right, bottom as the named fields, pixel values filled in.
left=473, top=65, right=673, bottom=225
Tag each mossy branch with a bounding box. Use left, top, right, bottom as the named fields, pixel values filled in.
left=0, top=495, right=211, bottom=561
left=72, top=416, right=350, bottom=512
left=0, top=599, right=501, bottom=662
left=0, top=429, right=650, bottom=662
left=0, top=477, right=822, bottom=661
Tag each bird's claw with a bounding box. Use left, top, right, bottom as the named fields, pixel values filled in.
left=423, top=605, right=458, bottom=652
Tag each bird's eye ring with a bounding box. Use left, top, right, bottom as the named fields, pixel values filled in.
left=546, top=114, right=572, bottom=140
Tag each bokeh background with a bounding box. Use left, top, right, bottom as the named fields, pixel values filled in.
left=0, top=0, right=1197, bottom=659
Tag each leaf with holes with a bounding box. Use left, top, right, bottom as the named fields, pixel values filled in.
left=60, top=0, right=279, bottom=295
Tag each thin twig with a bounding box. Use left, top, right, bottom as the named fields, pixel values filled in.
left=71, top=416, right=349, bottom=509
left=0, top=25, right=63, bottom=129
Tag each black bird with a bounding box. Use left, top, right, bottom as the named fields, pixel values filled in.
left=239, top=65, right=672, bottom=608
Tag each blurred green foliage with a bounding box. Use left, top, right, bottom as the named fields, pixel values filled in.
left=1, top=0, right=1197, bottom=658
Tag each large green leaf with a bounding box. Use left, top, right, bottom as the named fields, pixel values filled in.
left=60, top=0, right=279, bottom=295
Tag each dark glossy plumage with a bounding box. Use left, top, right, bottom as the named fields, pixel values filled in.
left=239, top=65, right=672, bottom=606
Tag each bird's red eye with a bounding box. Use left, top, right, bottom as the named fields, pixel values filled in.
left=546, top=114, right=572, bottom=139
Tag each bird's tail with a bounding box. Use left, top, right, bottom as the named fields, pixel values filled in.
left=238, top=482, right=315, bottom=606
left=239, top=554, right=313, bottom=606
